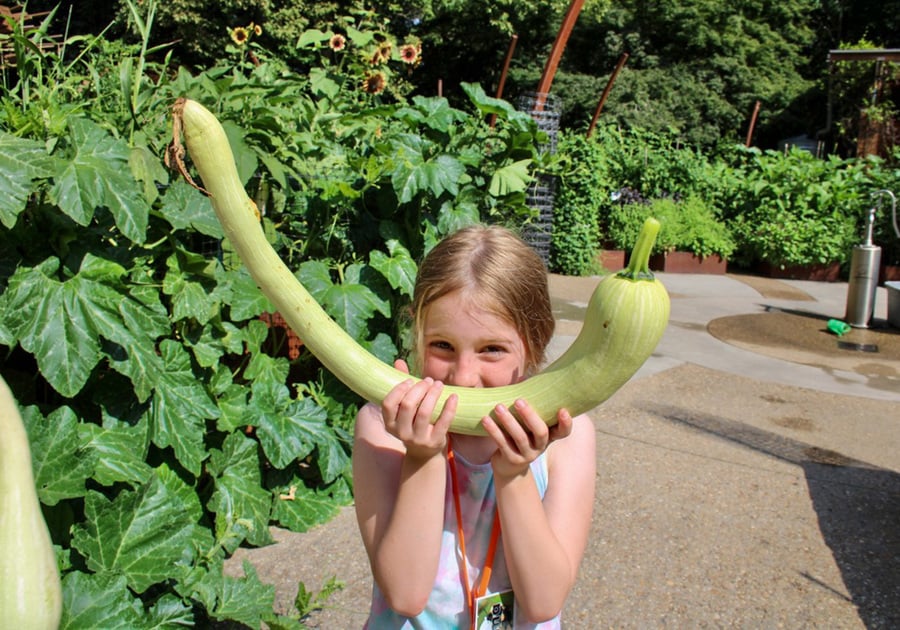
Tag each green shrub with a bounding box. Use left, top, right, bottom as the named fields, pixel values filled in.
left=0, top=4, right=549, bottom=625
left=719, top=147, right=871, bottom=267
left=549, top=133, right=604, bottom=275
left=607, top=195, right=735, bottom=259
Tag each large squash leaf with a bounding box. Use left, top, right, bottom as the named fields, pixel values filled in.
left=0, top=132, right=58, bottom=228
left=71, top=467, right=200, bottom=594
left=1, top=254, right=168, bottom=400
left=48, top=117, right=151, bottom=243
left=207, top=431, right=274, bottom=551
left=148, top=340, right=220, bottom=475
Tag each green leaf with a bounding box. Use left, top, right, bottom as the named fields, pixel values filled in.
left=461, top=81, right=518, bottom=117
left=369, top=239, right=417, bottom=298
left=215, top=383, right=252, bottom=434
left=308, top=67, right=341, bottom=99
left=0, top=131, right=57, bottom=228
left=251, top=380, right=347, bottom=481
left=271, top=480, right=344, bottom=533
left=425, top=154, right=466, bottom=197
left=223, top=120, right=259, bottom=185
left=188, top=559, right=275, bottom=628
left=163, top=252, right=220, bottom=325
left=80, top=418, right=152, bottom=487
left=297, top=28, right=330, bottom=47
left=243, top=351, right=291, bottom=387
left=70, top=469, right=198, bottom=593
left=49, top=117, right=150, bottom=243
left=23, top=405, right=96, bottom=505
left=297, top=259, right=334, bottom=302
left=489, top=158, right=533, bottom=196
left=207, top=432, right=275, bottom=551
left=399, top=95, right=466, bottom=133
left=159, top=179, right=224, bottom=238
left=129, top=143, right=169, bottom=205
left=322, top=263, right=390, bottom=339
left=220, top=266, right=271, bottom=321
left=363, top=331, right=400, bottom=366
left=146, top=594, right=196, bottom=629
left=2, top=254, right=166, bottom=399
left=148, top=340, right=219, bottom=475
left=60, top=572, right=148, bottom=629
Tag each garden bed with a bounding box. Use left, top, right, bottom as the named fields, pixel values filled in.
left=757, top=261, right=842, bottom=282
left=649, top=251, right=727, bottom=274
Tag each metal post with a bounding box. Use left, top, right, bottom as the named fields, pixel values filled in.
left=845, top=190, right=897, bottom=327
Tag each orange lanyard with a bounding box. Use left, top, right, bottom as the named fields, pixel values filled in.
left=447, top=436, right=502, bottom=629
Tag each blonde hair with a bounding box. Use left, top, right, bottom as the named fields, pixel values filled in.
left=409, top=224, right=555, bottom=376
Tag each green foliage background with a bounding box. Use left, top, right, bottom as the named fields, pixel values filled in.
left=2, top=0, right=900, bottom=626
left=0, top=3, right=547, bottom=626
left=29, top=0, right=900, bottom=150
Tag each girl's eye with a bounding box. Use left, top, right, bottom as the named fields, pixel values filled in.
left=429, top=340, right=453, bottom=352
left=482, top=345, right=506, bottom=355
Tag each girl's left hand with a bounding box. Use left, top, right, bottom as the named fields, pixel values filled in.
left=481, top=399, right=574, bottom=479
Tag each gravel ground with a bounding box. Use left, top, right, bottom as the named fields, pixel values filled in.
left=225, top=273, right=900, bottom=628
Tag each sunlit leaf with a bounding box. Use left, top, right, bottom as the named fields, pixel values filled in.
left=207, top=432, right=274, bottom=551
left=71, top=469, right=198, bottom=593
left=49, top=117, right=150, bottom=243
left=23, top=405, right=96, bottom=505
left=0, top=132, right=57, bottom=228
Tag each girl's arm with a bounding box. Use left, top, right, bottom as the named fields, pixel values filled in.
left=352, top=372, right=457, bottom=616
left=484, top=407, right=597, bottom=623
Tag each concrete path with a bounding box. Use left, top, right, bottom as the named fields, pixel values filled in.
left=226, top=272, right=900, bottom=628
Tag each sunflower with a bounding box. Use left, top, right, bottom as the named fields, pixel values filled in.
left=399, top=43, right=420, bottom=65
left=230, top=26, right=250, bottom=46
left=252, top=23, right=262, bottom=36
left=370, top=40, right=393, bottom=65
left=329, top=34, right=346, bottom=51
left=362, top=71, right=387, bottom=95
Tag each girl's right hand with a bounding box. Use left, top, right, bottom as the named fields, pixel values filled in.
left=381, top=359, right=457, bottom=460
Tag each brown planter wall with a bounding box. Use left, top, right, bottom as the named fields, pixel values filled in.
left=758, top=261, right=842, bottom=282
left=598, top=249, right=627, bottom=272
left=881, top=264, right=900, bottom=285
left=649, top=251, right=727, bottom=274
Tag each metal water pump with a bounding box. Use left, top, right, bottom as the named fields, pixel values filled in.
left=845, top=190, right=899, bottom=327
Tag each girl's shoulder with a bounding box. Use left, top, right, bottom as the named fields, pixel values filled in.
left=547, top=413, right=595, bottom=472
left=354, top=401, right=403, bottom=452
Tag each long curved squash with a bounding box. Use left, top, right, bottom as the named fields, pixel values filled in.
left=0, top=375, right=63, bottom=629
left=168, top=98, right=670, bottom=435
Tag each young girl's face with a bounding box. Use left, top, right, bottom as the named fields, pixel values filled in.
left=420, top=290, right=527, bottom=388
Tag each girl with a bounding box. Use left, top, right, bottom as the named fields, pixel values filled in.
left=353, top=225, right=596, bottom=629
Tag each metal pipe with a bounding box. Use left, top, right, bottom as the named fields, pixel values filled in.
left=587, top=53, right=629, bottom=138
left=872, top=189, right=899, bottom=238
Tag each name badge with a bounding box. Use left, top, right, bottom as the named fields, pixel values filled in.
left=475, top=589, right=514, bottom=629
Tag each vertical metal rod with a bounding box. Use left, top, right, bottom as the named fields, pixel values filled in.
left=745, top=100, right=761, bottom=147
left=490, top=34, right=519, bottom=128
left=587, top=52, right=629, bottom=138
left=534, top=0, right=586, bottom=110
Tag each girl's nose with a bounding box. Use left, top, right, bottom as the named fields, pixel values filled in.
left=449, top=354, right=480, bottom=388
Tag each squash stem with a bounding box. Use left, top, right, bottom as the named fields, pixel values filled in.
left=618, top=218, right=660, bottom=281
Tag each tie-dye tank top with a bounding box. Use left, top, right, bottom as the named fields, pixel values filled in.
left=363, top=449, right=561, bottom=629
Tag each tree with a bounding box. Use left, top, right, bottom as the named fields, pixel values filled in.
left=546, top=0, right=821, bottom=147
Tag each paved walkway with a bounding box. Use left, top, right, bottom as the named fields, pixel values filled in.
left=226, top=272, right=900, bottom=628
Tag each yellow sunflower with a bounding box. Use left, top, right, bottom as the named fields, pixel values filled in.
left=399, top=43, right=421, bottom=65
left=329, top=34, right=346, bottom=51
left=230, top=26, right=249, bottom=46
left=362, top=71, right=387, bottom=95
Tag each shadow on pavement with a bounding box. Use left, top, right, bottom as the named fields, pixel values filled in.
left=642, top=402, right=900, bottom=628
